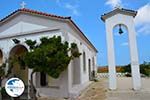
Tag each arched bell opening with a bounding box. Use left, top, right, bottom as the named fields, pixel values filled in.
left=113, top=24, right=128, bottom=35
left=113, top=24, right=132, bottom=90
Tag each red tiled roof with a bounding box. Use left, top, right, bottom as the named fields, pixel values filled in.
left=0, top=8, right=98, bottom=52
left=20, top=8, right=71, bottom=19
left=0, top=8, right=71, bottom=23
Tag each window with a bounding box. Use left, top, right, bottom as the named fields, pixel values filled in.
left=0, top=50, right=3, bottom=65
left=83, top=52, right=86, bottom=72
left=40, top=72, right=47, bottom=86
left=88, top=59, right=92, bottom=80
left=92, top=57, right=95, bottom=69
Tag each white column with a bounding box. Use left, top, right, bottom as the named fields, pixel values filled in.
left=106, top=25, right=117, bottom=90
left=4, top=52, right=9, bottom=75
left=68, top=61, right=73, bottom=92
left=128, top=23, right=141, bottom=90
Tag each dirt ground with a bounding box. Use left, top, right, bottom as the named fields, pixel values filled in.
left=78, top=79, right=107, bottom=100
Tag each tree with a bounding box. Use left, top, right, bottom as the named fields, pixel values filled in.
left=123, top=64, right=131, bottom=73
left=14, top=36, right=81, bottom=100
left=0, top=63, right=6, bottom=100
left=140, top=62, right=150, bottom=77
left=122, top=62, right=150, bottom=77
left=0, top=59, right=13, bottom=99
left=0, top=64, right=5, bottom=82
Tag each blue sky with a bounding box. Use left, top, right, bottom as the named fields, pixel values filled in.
left=0, top=0, right=150, bottom=66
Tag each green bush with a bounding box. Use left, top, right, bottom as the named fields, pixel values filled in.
left=1, top=87, right=7, bottom=96
left=140, top=62, right=150, bottom=77
left=123, top=62, right=150, bottom=77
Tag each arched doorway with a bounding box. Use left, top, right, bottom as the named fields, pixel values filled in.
left=0, top=50, right=3, bottom=65
left=72, top=47, right=81, bottom=85
left=40, top=72, right=47, bottom=86
left=9, top=45, right=28, bottom=85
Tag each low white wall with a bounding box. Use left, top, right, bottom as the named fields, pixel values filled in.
left=97, top=73, right=126, bottom=78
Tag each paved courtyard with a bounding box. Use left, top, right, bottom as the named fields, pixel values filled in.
left=38, top=77, right=150, bottom=100
left=78, top=77, right=150, bottom=100
left=107, top=77, right=150, bottom=100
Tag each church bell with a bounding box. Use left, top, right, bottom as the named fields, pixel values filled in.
left=119, top=24, right=123, bottom=34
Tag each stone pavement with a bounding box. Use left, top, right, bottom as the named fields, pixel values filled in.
left=38, top=77, right=150, bottom=100
left=107, top=77, right=150, bottom=100
left=38, top=79, right=107, bottom=100
left=107, top=90, right=150, bottom=100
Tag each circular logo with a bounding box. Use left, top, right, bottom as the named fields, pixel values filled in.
left=5, top=78, right=25, bottom=97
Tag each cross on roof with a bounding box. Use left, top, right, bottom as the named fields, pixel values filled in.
left=115, top=4, right=122, bottom=9
left=20, top=1, right=26, bottom=9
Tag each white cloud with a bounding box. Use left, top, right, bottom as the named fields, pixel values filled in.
left=135, top=3, right=150, bottom=25
left=56, top=0, right=60, bottom=3
left=137, top=24, right=150, bottom=35
left=106, top=0, right=122, bottom=8
left=65, top=3, right=80, bottom=16
left=135, top=3, right=150, bottom=35
left=121, top=42, right=128, bottom=46
left=54, top=0, right=80, bottom=16
left=55, top=0, right=61, bottom=6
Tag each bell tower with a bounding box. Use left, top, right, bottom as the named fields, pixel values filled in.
left=101, top=8, right=141, bottom=90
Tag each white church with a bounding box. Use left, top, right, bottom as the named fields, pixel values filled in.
left=0, top=8, right=97, bottom=98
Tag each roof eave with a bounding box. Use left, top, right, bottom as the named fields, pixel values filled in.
left=0, top=8, right=70, bottom=25
left=66, top=18, right=98, bottom=53
left=101, top=8, right=137, bottom=22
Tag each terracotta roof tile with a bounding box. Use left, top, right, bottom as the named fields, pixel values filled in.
left=0, top=8, right=71, bottom=23
left=19, top=8, right=71, bottom=19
